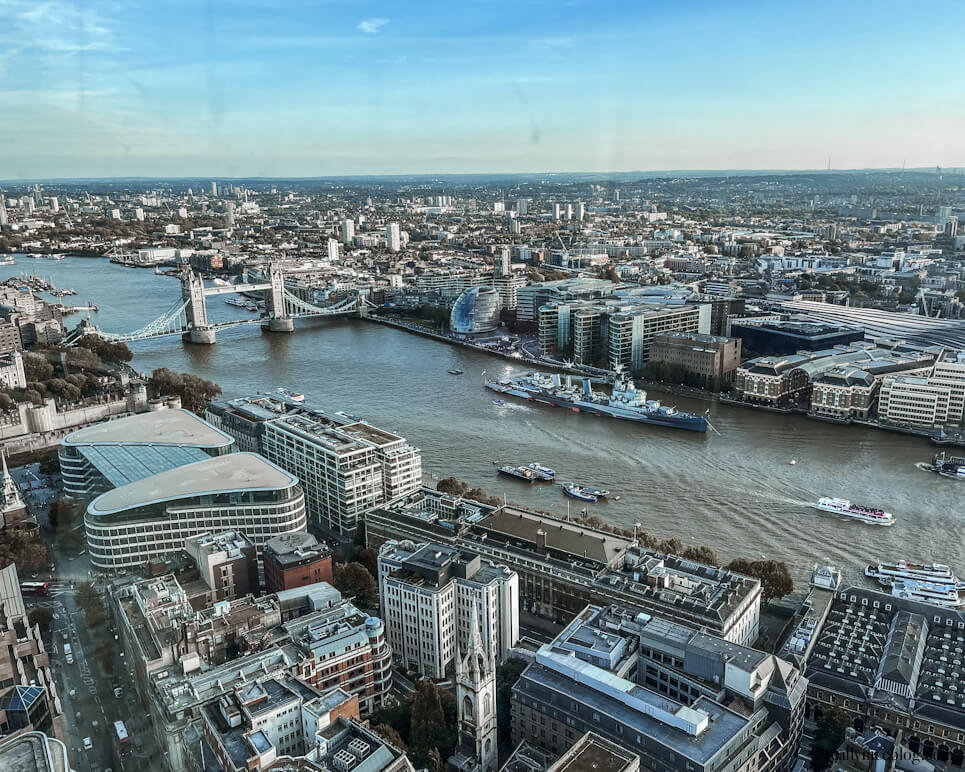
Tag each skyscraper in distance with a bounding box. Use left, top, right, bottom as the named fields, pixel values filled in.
left=386, top=222, right=401, bottom=252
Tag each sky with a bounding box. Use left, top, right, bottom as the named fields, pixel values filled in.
left=1, top=0, right=963, bottom=178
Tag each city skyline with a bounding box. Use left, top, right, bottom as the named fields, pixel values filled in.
left=2, top=0, right=964, bottom=178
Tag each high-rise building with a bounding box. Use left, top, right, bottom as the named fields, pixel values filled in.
left=553, top=202, right=563, bottom=220
left=111, top=208, right=121, bottom=220
left=211, top=181, right=218, bottom=197
left=494, top=246, right=511, bottom=277
left=575, top=201, right=585, bottom=221
left=945, top=217, right=958, bottom=238
left=178, top=206, right=188, bottom=218
left=0, top=198, right=7, bottom=226
left=377, top=540, right=519, bottom=678
left=516, top=198, right=528, bottom=216
left=48, top=196, right=58, bottom=212
left=327, top=237, right=339, bottom=263
left=565, top=203, right=573, bottom=221
left=225, top=201, right=235, bottom=227
left=386, top=222, right=401, bottom=252
left=134, top=207, right=144, bottom=221
left=342, top=218, right=355, bottom=244
left=206, top=394, right=421, bottom=541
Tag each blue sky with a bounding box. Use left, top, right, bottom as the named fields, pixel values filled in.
left=1, top=0, right=963, bottom=178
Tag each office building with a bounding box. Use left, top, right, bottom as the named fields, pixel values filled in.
left=878, top=350, right=965, bottom=428
left=367, top=489, right=761, bottom=645
left=342, top=218, right=355, bottom=244
left=84, top=453, right=307, bottom=572
left=649, top=331, right=741, bottom=388
left=512, top=604, right=806, bottom=772
left=206, top=394, right=421, bottom=541
left=263, top=531, right=333, bottom=593
left=450, top=286, right=502, bottom=336
left=491, top=273, right=526, bottom=311
left=804, top=586, right=965, bottom=766
left=516, top=278, right=615, bottom=322
left=377, top=540, right=519, bottom=678
left=607, top=304, right=705, bottom=371
left=59, top=407, right=235, bottom=498
left=735, top=342, right=937, bottom=412
left=730, top=320, right=865, bottom=356
left=386, top=222, right=401, bottom=252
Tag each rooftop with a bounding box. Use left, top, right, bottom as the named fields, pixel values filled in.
left=88, top=452, right=298, bottom=516
left=62, top=408, right=234, bottom=449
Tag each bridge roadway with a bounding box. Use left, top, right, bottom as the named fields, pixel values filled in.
left=202, top=282, right=272, bottom=296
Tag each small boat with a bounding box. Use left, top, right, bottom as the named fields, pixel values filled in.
left=580, top=486, right=610, bottom=498
left=225, top=297, right=247, bottom=307
left=447, top=369, right=465, bottom=375
left=492, top=399, right=505, bottom=406
left=524, top=463, right=555, bottom=481
left=788, top=459, right=797, bottom=466
left=563, top=484, right=598, bottom=502
left=276, top=388, right=305, bottom=403
left=246, top=302, right=259, bottom=312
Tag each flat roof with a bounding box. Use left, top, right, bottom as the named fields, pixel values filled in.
left=63, top=408, right=234, bottom=449
left=553, top=733, right=638, bottom=772
left=476, top=507, right=628, bottom=566
left=88, top=452, right=297, bottom=515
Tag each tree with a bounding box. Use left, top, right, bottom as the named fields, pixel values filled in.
left=408, top=680, right=456, bottom=767
left=73, top=335, right=133, bottom=363
left=726, top=558, right=794, bottom=603
left=497, top=658, right=527, bottom=749
left=426, top=748, right=443, bottom=772
left=681, top=545, right=719, bottom=566
left=148, top=368, right=222, bottom=415
left=0, top=530, right=49, bottom=573
left=28, top=607, right=53, bottom=635
left=371, top=724, right=408, bottom=753
left=811, top=706, right=851, bottom=770
left=65, top=347, right=102, bottom=372
left=436, top=477, right=469, bottom=497
left=357, top=547, right=378, bottom=577
left=75, top=582, right=106, bottom=628
left=22, top=353, right=53, bottom=382
left=0, top=392, right=13, bottom=411
left=332, top=562, right=378, bottom=608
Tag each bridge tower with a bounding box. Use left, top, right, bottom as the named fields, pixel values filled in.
left=262, top=262, right=294, bottom=333
left=181, top=267, right=216, bottom=344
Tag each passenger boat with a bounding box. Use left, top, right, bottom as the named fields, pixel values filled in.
left=865, top=560, right=957, bottom=586
left=816, top=497, right=894, bottom=526
left=447, top=369, right=465, bottom=375
left=498, top=465, right=539, bottom=482
left=580, top=486, right=610, bottom=498
left=492, top=399, right=505, bottom=406
left=925, top=452, right=965, bottom=479
left=563, top=484, right=598, bottom=502
left=225, top=297, right=247, bottom=307
left=523, top=463, right=555, bottom=481
left=891, top=579, right=965, bottom=609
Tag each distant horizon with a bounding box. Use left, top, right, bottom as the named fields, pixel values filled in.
left=2, top=165, right=962, bottom=186
left=2, top=0, right=963, bottom=179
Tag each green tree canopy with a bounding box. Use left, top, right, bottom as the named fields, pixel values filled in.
left=811, top=706, right=851, bottom=770
left=726, top=558, right=794, bottom=603
left=148, top=367, right=222, bottom=415
left=332, top=562, right=378, bottom=608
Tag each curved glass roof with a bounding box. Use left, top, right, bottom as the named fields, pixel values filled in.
left=62, top=408, right=234, bottom=449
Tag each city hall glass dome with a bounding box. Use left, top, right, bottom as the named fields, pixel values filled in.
left=450, top=285, right=501, bottom=335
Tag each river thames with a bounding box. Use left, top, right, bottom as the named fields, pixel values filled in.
left=5, top=257, right=960, bottom=586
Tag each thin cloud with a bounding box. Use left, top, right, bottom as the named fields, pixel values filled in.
left=357, top=17, right=388, bottom=34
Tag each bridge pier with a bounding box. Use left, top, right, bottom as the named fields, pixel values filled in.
left=183, top=328, right=217, bottom=345
left=262, top=317, right=294, bottom=333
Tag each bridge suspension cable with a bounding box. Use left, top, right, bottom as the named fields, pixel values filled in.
left=94, top=297, right=191, bottom=343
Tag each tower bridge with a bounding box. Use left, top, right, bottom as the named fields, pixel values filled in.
left=66, top=263, right=370, bottom=346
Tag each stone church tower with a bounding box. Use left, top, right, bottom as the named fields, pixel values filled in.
left=453, top=618, right=499, bottom=772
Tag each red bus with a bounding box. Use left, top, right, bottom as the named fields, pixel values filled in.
left=20, top=582, right=50, bottom=597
